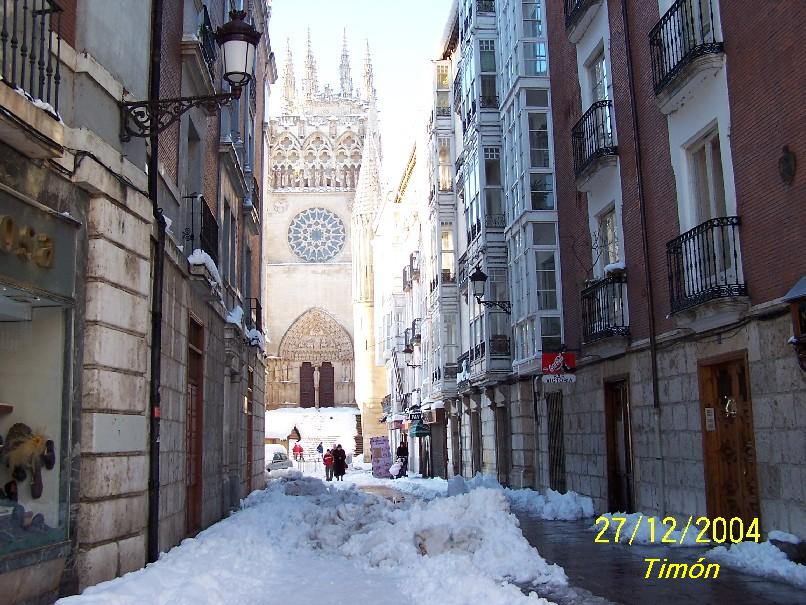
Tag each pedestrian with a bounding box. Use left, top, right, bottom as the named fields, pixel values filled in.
left=332, top=444, right=347, bottom=481
left=395, top=440, right=408, bottom=476
left=323, top=449, right=334, bottom=481
left=292, top=442, right=303, bottom=462
left=316, top=441, right=324, bottom=455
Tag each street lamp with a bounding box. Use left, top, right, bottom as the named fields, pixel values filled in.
left=469, top=266, right=512, bottom=314
left=120, top=9, right=262, bottom=140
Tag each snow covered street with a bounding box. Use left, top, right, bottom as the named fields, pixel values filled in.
left=58, top=469, right=571, bottom=605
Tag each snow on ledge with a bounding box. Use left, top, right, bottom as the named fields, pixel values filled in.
left=226, top=305, right=244, bottom=327
left=246, top=328, right=266, bottom=352
left=188, top=249, right=223, bottom=286
left=604, top=261, right=626, bottom=275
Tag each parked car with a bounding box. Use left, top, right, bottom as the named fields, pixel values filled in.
left=265, top=445, right=293, bottom=472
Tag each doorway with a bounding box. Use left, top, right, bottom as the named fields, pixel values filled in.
left=300, top=362, right=314, bottom=407
left=245, top=368, right=254, bottom=493
left=546, top=391, right=566, bottom=492
left=605, top=380, right=634, bottom=513
left=698, top=355, right=760, bottom=524
left=319, top=362, right=335, bottom=407
left=186, top=319, right=204, bottom=535
left=494, top=404, right=511, bottom=487
left=470, top=409, right=482, bottom=475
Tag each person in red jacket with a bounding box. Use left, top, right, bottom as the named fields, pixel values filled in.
left=292, top=442, right=303, bottom=462
left=323, top=449, right=334, bottom=481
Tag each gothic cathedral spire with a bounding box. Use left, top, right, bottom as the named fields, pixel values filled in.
left=302, top=28, right=319, bottom=101
left=282, top=39, right=297, bottom=113
left=339, top=29, right=353, bottom=97
left=363, top=40, right=375, bottom=101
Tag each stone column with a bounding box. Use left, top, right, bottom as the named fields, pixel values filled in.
left=508, top=379, right=537, bottom=489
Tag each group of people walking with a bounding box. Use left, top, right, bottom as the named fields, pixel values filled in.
left=320, top=443, right=347, bottom=481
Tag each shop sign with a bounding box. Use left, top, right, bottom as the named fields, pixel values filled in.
left=0, top=191, right=76, bottom=299
left=407, top=410, right=422, bottom=422
left=541, top=351, right=576, bottom=374
left=542, top=374, right=577, bottom=384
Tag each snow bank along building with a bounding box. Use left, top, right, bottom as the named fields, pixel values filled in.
left=386, top=0, right=805, bottom=536
left=263, top=32, right=386, bottom=459
left=0, top=0, right=274, bottom=600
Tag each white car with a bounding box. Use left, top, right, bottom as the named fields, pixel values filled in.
left=265, top=445, right=293, bottom=471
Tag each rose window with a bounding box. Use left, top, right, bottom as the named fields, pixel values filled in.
left=287, top=208, right=346, bottom=262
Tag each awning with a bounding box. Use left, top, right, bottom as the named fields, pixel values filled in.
left=409, top=420, right=431, bottom=438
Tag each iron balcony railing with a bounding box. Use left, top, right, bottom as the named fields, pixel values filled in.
left=489, top=335, right=510, bottom=357
left=200, top=5, right=217, bottom=81
left=572, top=100, right=617, bottom=177
left=480, top=95, right=498, bottom=109
left=1, top=0, right=63, bottom=115
left=477, top=0, right=495, bottom=14
left=436, top=106, right=451, bottom=117
left=581, top=274, right=629, bottom=343
left=248, top=175, right=260, bottom=213
left=183, top=195, right=220, bottom=266
left=649, top=0, right=723, bottom=95
left=485, top=213, right=506, bottom=229
left=666, top=216, right=745, bottom=314
left=441, top=269, right=455, bottom=284
left=411, top=318, right=422, bottom=345
left=564, top=0, right=598, bottom=30
left=403, top=328, right=414, bottom=354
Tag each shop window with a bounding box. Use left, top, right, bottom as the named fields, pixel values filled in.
left=0, top=295, right=69, bottom=556
left=540, top=316, right=563, bottom=352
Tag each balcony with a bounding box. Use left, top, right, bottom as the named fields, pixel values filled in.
left=0, top=0, right=64, bottom=159
left=200, top=6, right=218, bottom=81
left=564, top=0, right=604, bottom=43
left=666, top=216, right=745, bottom=315
left=649, top=0, right=724, bottom=113
left=489, top=335, right=510, bottom=357
left=402, top=265, right=413, bottom=291
left=477, top=0, right=495, bottom=14
left=480, top=95, right=498, bottom=109
left=403, top=328, right=414, bottom=354
left=485, top=213, right=506, bottom=229
left=581, top=274, right=629, bottom=343
left=185, top=196, right=220, bottom=286
left=572, top=100, right=617, bottom=181
left=435, top=106, right=451, bottom=117
left=411, top=318, right=422, bottom=345
left=243, top=175, right=261, bottom=234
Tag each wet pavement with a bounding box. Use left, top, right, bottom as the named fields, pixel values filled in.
left=516, top=513, right=806, bottom=605
left=359, top=485, right=407, bottom=504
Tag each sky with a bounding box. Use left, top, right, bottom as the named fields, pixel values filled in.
left=267, top=0, right=454, bottom=185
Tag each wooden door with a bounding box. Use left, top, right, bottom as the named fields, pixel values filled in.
left=699, top=356, right=760, bottom=524
left=495, top=405, right=511, bottom=487
left=186, top=320, right=204, bottom=535
left=470, top=410, right=482, bottom=474
left=605, top=380, right=634, bottom=513
left=299, top=362, right=314, bottom=408
left=319, top=362, right=335, bottom=407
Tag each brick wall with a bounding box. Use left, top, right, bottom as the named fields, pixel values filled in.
left=158, top=0, right=183, bottom=184
left=58, top=0, right=78, bottom=49
left=719, top=0, right=806, bottom=303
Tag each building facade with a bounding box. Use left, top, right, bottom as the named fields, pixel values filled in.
left=544, top=0, right=806, bottom=531
left=264, top=33, right=385, bottom=457
left=0, top=1, right=274, bottom=601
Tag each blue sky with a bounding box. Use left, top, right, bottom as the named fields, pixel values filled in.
left=268, top=0, right=454, bottom=183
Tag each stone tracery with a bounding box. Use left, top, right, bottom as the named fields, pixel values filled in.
left=279, top=308, right=354, bottom=362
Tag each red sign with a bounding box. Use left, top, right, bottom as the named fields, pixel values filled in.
left=542, top=352, right=576, bottom=374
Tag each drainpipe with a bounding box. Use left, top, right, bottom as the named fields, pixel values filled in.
left=620, top=0, right=666, bottom=514
left=147, top=0, right=166, bottom=564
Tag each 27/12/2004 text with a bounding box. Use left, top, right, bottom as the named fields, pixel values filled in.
left=594, top=515, right=761, bottom=546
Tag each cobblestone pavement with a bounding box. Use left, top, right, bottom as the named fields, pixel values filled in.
left=516, top=514, right=806, bottom=605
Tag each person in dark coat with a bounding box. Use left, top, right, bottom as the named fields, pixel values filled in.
left=395, top=440, right=409, bottom=476
left=332, top=444, right=347, bottom=481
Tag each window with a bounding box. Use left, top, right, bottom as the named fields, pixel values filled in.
left=484, top=147, right=503, bottom=217
left=540, top=316, right=562, bottom=352
left=480, top=40, right=496, bottom=72
left=528, top=113, right=550, bottom=168
left=597, top=207, right=620, bottom=269
left=690, top=130, right=727, bottom=224
left=222, top=199, right=232, bottom=282
left=525, top=88, right=549, bottom=107
left=535, top=251, right=557, bottom=309
left=441, top=225, right=455, bottom=280
left=589, top=50, right=609, bottom=102
left=522, top=1, right=542, bottom=37
left=533, top=222, right=556, bottom=246
left=438, top=138, right=452, bottom=191
left=524, top=42, right=547, bottom=76
left=436, top=64, right=450, bottom=90
left=530, top=174, right=554, bottom=210
left=228, top=205, right=237, bottom=283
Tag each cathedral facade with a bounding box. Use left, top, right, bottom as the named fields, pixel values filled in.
left=263, top=32, right=386, bottom=455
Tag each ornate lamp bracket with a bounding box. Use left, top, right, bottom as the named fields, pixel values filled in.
left=119, top=90, right=241, bottom=141
left=475, top=297, right=512, bottom=314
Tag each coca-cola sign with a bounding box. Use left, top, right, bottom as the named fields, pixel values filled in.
left=541, top=352, right=576, bottom=375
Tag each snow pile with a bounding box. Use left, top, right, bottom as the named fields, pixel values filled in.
left=708, top=534, right=806, bottom=589
left=187, top=249, right=223, bottom=286
left=343, top=471, right=448, bottom=501
left=460, top=474, right=595, bottom=520
left=59, top=475, right=566, bottom=604
left=225, top=305, right=244, bottom=327
left=593, top=512, right=703, bottom=547
left=245, top=328, right=266, bottom=351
